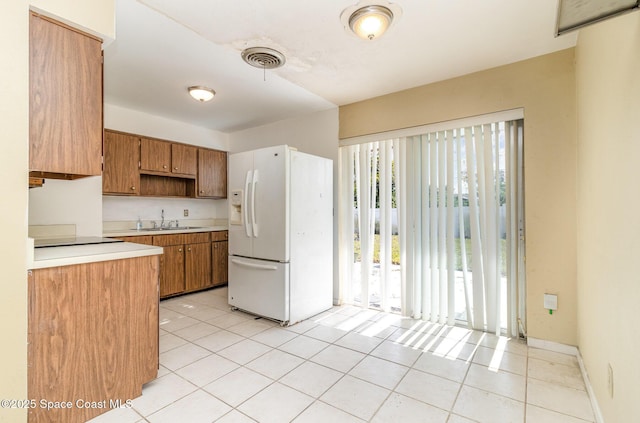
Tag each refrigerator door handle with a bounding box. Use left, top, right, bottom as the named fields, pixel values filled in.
left=244, top=170, right=253, bottom=238
left=251, top=169, right=259, bottom=238
left=231, top=258, right=278, bottom=271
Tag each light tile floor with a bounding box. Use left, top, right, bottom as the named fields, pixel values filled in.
left=89, top=287, right=596, bottom=423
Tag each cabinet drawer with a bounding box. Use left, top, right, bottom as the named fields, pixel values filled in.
left=153, top=233, right=186, bottom=246
left=152, top=232, right=210, bottom=246
left=184, top=232, right=210, bottom=244
left=211, top=231, right=228, bottom=242
left=115, top=235, right=154, bottom=245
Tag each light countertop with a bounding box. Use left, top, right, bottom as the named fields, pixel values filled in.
left=103, top=225, right=228, bottom=237
left=28, top=221, right=228, bottom=269
left=30, top=242, right=163, bottom=270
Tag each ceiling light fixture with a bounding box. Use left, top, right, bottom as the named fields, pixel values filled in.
left=347, top=5, right=394, bottom=40
left=188, top=86, right=215, bottom=102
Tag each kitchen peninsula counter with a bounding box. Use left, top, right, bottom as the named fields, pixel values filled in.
left=28, top=241, right=162, bottom=422
left=30, top=241, right=163, bottom=270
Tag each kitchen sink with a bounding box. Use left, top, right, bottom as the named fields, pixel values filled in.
left=133, top=226, right=203, bottom=231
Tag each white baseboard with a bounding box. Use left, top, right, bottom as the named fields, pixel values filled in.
left=527, top=337, right=578, bottom=355
left=576, top=351, right=605, bottom=423
left=527, top=337, right=605, bottom=423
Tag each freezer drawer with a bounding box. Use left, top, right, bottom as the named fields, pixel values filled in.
left=228, top=256, right=289, bottom=323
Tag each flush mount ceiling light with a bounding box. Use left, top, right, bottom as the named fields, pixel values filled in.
left=188, top=86, right=215, bottom=102
left=345, top=4, right=394, bottom=40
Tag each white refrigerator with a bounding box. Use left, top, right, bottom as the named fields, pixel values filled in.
left=228, top=145, right=333, bottom=325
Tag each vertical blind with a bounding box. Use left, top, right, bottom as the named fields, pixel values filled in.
left=339, top=116, right=525, bottom=337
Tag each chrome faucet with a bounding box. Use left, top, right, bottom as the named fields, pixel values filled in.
left=160, top=209, right=165, bottom=228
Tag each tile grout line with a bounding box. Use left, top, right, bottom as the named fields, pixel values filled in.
left=142, top=291, right=595, bottom=423
left=166, top=299, right=484, bottom=421
left=448, top=340, right=476, bottom=422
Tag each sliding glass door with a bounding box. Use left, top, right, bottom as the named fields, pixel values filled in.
left=339, top=115, right=525, bottom=337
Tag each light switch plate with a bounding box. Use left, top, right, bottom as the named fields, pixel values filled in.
left=544, top=293, right=558, bottom=310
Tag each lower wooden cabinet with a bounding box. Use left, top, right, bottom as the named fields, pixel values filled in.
left=117, top=230, right=227, bottom=298
left=160, top=244, right=185, bottom=297
left=153, top=233, right=209, bottom=298
left=185, top=241, right=211, bottom=292
left=212, top=231, right=228, bottom=286
left=28, top=255, right=159, bottom=423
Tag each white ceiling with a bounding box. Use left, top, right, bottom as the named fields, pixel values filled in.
left=103, top=0, right=577, bottom=133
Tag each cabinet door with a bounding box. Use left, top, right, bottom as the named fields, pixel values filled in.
left=160, top=244, right=185, bottom=297
left=172, top=144, right=197, bottom=176
left=29, top=13, right=103, bottom=178
left=140, top=138, right=171, bottom=173
left=185, top=242, right=212, bottom=291
left=197, top=148, right=227, bottom=198
left=103, top=131, right=140, bottom=195
left=212, top=240, right=228, bottom=286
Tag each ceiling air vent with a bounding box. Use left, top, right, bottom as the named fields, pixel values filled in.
left=555, top=0, right=639, bottom=36
left=241, top=47, right=286, bottom=69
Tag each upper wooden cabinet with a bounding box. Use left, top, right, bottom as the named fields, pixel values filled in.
left=103, top=129, right=227, bottom=199
left=29, top=12, right=103, bottom=179
left=172, top=143, right=197, bottom=176
left=197, top=148, right=227, bottom=198
left=103, top=130, right=140, bottom=195
left=140, top=138, right=171, bottom=173
left=140, top=138, right=197, bottom=177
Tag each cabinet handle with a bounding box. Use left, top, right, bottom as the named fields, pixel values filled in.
left=178, top=248, right=183, bottom=252
left=174, top=167, right=178, bottom=170
left=130, top=186, right=136, bottom=190
left=163, top=165, right=167, bottom=169
left=199, top=190, right=204, bottom=194
left=187, top=247, right=191, bottom=252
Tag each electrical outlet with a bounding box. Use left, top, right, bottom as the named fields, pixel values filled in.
left=608, top=363, right=614, bottom=398
left=183, top=209, right=189, bottom=217
left=544, top=293, right=558, bottom=310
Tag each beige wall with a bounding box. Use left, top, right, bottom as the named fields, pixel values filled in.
left=0, top=2, right=29, bottom=422
left=576, top=12, right=640, bottom=422
left=30, top=0, right=115, bottom=41
left=340, top=49, right=578, bottom=345
left=0, top=2, right=114, bottom=422
left=229, top=108, right=341, bottom=303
